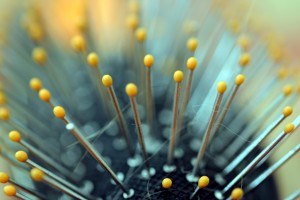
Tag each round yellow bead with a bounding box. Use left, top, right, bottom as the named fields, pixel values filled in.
left=30, top=78, right=42, bottom=91
left=284, top=123, right=295, bottom=134
left=126, top=83, right=138, bottom=97
left=0, top=107, right=10, bottom=120
left=30, top=168, right=44, bottom=181
left=237, top=35, right=250, bottom=50
left=15, top=151, right=28, bottom=162
left=87, top=52, right=99, bottom=67
left=235, top=74, right=245, bottom=86
left=278, top=68, right=288, bottom=80
left=53, top=106, right=66, bottom=119
left=32, top=47, right=47, bottom=65
left=71, top=34, right=86, bottom=52
left=144, top=54, right=154, bottom=68
left=283, top=85, right=293, bottom=96
left=217, top=81, right=227, bottom=94
left=231, top=188, right=244, bottom=200
left=9, top=130, right=21, bottom=142
left=239, top=53, right=251, bottom=67
left=198, top=176, right=209, bottom=188
left=28, top=23, right=44, bottom=42
left=135, top=28, right=147, bottom=42
left=282, top=106, right=293, bottom=117
left=0, top=92, right=6, bottom=105
left=102, top=75, right=113, bottom=87
left=3, top=185, right=16, bottom=196
left=173, top=70, right=184, bottom=83
left=187, top=37, right=198, bottom=52
left=186, top=57, right=197, bottom=70
left=39, top=89, right=51, bottom=102
left=126, top=14, right=139, bottom=30
left=162, top=178, right=172, bottom=189
left=0, top=172, right=9, bottom=183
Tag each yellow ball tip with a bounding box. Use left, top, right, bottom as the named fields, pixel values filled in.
left=282, top=106, right=293, bottom=117
left=126, top=14, right=139, bottom=30
left=235, top=74, right=245, bottom=86
left=187, top=37, right=198, bottom=52
left=0, top=172, right=10, bottom=183
left=39, top=88, right=51, bottom=102
left=15, top=151, right=28, bottom=162
left=162, top=178, right=172, bottom=189
left=187, top=57, right=197, bottom=70
left=135, top=27, right=147, bottom=42
left=3, top=185, right=16, bottom=196
left=237, top=35, right=250, bottom=50
left=144, top=54, right=154, bottom=68
left=173, top=70, right=184, bottom=83
left=9, top=130, right=21, bottom=142
left=102, top=75, right=113, bottom=87
left=198, top=176, right=210, bottom=188
left=71, top=34, right=86, bottom=52
left=53, top=106, right=66, bottom=119
left=278, top=68, right=288, bottom=80
left=126, top=83, right=138, bottom=97
left=30, top=168, right=44, bottom=181
left=32, top=47, right=47, bottom=65
left=283, top=85, right=293, bottom=96
left=0, top=107, right=10, bottom=120
left=217, top=81, right=227, bottom=94
left=284, top=123, right=295, bottom=134
left=87, top=52, right=99, bottom=67
left=231, top=188, right=244, bottom=200
left=30, top=78, right=42, bottom=91
left=239, top=53, right=251, bottom=67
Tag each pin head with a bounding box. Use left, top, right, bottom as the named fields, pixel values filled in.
left=0, top=172, right=9, bottom=183
left=3, top=185, right=16, bottom=196
left=283, top=85, right=293, bottom=96
left=126, top=14, right=139, bottom=30
left=39, top=88, right=51, bottom=102
left=284, top=123, right=295, bottom=134
left=32, top=47, right=47, bottom=65
left=87, top=52, right=99, bottom=67
left=187, top=37, right=198, bottom=52
left=162, top=178, right=172, bottom=189
left=283, top=106, right=293, bottom=117
left=239, top=53, right=251, bottom=67
left=0, top=107, right=10, bottom=120
left=30, top=78, right=42, bottom=91
left=15, top=151, right=28, bottom=162
left=30, top=168, right=44, bottom=181
left=135, top=28, right=147, bottom=42
left=9, top=130, right=21, bottom=142
left=231, top=188, right=244, bottom=200
left=235, top=74, right=245, bottom=86
left=237, top=35, right=250, bottom=50
left=173, top=70, right=184, bottom=83
left=71, top=34, right=86, bottom=52
left=144, top=54, right=154, bottom=68
left=186, top=57, right=197, bottom=70
left=198, top=176, right=209, bottom=188
left=102, top=75, right=113, bottom=87
left=126, top=83, right=138, bottom=97
left=53, top=106, right=66, bottom=119
left=217, top=81, right=227, bottom=94
left=278, top=68, right=288, bottom=80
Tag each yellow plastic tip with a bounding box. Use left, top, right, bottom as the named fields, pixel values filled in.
left=0, top=107, right=10, bottom=120
left=235, top=74, right=245, bottom=86
left=27, top=22, right=44, bottom=42
left=198, top=176, right=209, bottom=188
left=30, top=78, right=42, bottom=91
left=162, top=178, right=172, bottom=189
left=75, top=16, right=86, bottom=31
left=126, top=14, right=139, bottom=30
left=102, top=75, right=113, bottom=87
left=135, top=27, right=147, bottom=42
left=126, top=83, right=138, bottom=97
left=3, top=185, right=16, bottom=196
left=87, top=52, right=99, bottom=67
left=15, top=151, right=28, bottom=162
left=284, top=123, right=295, bottom=134
left=32, top=47, right=47, bottom=65
left=53, top=106, right=66, bottom=119
left=217, top=81, right=227, bottom=94
left=187, top=37, right=198, bottom=52
left=237, top=35, right=250, bottom=50
left=39, top=88, right=51, bottom=102
left=0, top=172, right=9, bottom=183
left=283, top=106, right=293, bottom=117
left=0, top=92, right=6, bottom=105
left=144, top=54, right=154, bottom=68
left=71, top=34, right=86, bottom=52
left=30, top=168, right=44, bottom=181
left=239, top=53, right=251, bottom=67
left=186, top=57, right=197, bottom=70
left=278, top=68, right=288, bottom=80
left=173, top=70, right=184, bottom=83
left=9, top=130, right=21, bottom=142
left=283, top=85, right=293, bottom=96
left=231, top=188, right=244, bottom=200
